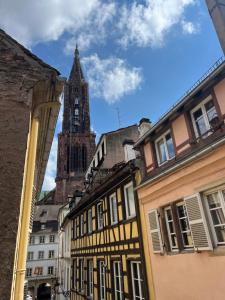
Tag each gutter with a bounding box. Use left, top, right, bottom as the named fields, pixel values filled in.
left=135, top=136, right=225, bottom=191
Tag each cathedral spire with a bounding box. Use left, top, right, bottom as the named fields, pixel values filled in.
left=69, top=44, right=84, bottom=81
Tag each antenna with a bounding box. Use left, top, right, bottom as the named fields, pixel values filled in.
left=115, top=107, right=121, bottom=128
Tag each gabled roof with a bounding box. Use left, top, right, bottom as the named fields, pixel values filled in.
left=0, top=29, right=60, bottom=75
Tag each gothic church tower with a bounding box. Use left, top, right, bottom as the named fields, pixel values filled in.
left=54, top=46, right=96, bottom=204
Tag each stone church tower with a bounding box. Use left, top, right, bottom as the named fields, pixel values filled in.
left=54, top=46, right=96, bottom=204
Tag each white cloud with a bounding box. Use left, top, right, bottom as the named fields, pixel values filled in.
left=64, top=2, right=116, bottom=53
left=182, top=20, right=199, bottom=34
left=0, top=0, right=113, bottom=48
left=118, top=0, right=197, bottom=48
left=82, top=54, right=142, bottom=103
left=42, top=137, right=58, bottom=191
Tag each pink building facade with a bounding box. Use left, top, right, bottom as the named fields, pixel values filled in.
left=135, top=58, right=225, bottom=300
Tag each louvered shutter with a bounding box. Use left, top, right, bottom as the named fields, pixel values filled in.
left=148, top=209, right=163, bottom=254
left=184, top=193, right=212, bottom=251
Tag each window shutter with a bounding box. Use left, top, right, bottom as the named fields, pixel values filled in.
left=184, top=193, right=212, bottom=251
left=148, top=209, right=163, bottom=254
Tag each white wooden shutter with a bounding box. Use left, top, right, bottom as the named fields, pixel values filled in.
left=184, top=193, right=212, bottom=251
left=148, top=209, right=163, bottom=254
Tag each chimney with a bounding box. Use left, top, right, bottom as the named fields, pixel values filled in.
left=206, top=0, right=225, bottom=54
left=138, top=118, right=151, bottom=137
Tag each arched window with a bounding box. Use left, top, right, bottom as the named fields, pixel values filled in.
left=75, top=97, right=79, bottom=105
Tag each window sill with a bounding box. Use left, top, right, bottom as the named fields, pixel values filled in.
left=209, top=246, right=225, bottom=256
left=166, top=249, right=195, bottom=256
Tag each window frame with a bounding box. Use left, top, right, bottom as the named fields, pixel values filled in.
left=99, top=261, right=106, bottom=300
left=49, top=235, right=55, bottom=243
left=48, top=250, right=54, bottom=259
left=29, top=236, right=35, bottom=245
left=88, top=208, right=93, bottom=234
left=87, top=259, right=94, bottom=298
left=164, top=206, right=179, bottom=252
left=27, top=251, right=34, bottom=261
left=79, top=259, right=84, bottom=293
left=113, top=261, right=123, bottom=300
left=80, top=214, right=84, bottom=236
left=48, top=266, right=54, bottom=275
left=97, top=202, right=104, bottom=230
left=109, top=192, right=118, bottom=225
left=155, top=129, right=175, bottom=166
left=130, top=261, right=144, bottom=300
left=124, top=182, right=136, bottom=219
left=39, top=235, right=45, bottom=244
left=204, top=186, right=225, bottom=247
left=26, top=268, right=32, bottom=277
left=38, top=251, right=44, bottom=259
left=190, top=96, right=218, bottom=139
left=176, top=201, right=193, bottom=249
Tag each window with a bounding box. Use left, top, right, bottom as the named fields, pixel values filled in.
left=29, top=236, right=35, bottom=245
left=99, top=261, right=106, bottom=300
left=39, top=236, right=45, bottom=244
left=164, top=202, right=193, bottom=251
left=72, top=260, right=77, bottom=290
left=27, top=252, right=34, bottom=261
left=26, top=268, right=32, bottom=277
left=80, top=214, right=84, bottom=236
left=49, top=235, right=55, bottom=243
left=79, top=259, right=84, bottom=292
left=155, top=131, right=175, bottom=165
left=110, top=193, right=118, bottom=224
left=113, top=262, right=123, bottom=300
left=75, top=108, right=79, bottom=116
left=88, top=209, right=93, bottom=233
left=191, top=97, right=218, bottom=138
left=41, top=224, right=46, bottom=230
left=87, top=260, right=93, bottom=298
left=124, top=182, right=136, bottom=219
left=131, top=262, right=144, bottom=300
left=34, top=267, right=43, bottom=276
left=176, top=202, right=193, bottom=248
left=164, top=206, right=178, bottom=251
left=75, top=97, right=79, bottom=104
left=48, top=266, right=54, bottom=275
left=205, top=188, right=225, bottom=245
left=38, top=251, right=44, bottom=259
left=97, top=202, right=104, bottom=229
left=48, top=250, right=55, bottom=258
left=73, top=219, right=77, bottom=239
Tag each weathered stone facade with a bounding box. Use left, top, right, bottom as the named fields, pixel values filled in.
left=0, top=30, right=62, bottom=300
left=55, top=47, right=95, bottom=204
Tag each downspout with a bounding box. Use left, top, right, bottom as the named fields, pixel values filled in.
left=11, top=100, right=60, bottom=300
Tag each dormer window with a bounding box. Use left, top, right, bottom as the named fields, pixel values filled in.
left=155, top=130, right=175, bottom=165
left=191, top=97, right=218, bottom=139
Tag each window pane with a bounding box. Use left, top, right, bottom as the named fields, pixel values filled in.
left=193, top=108, right=207, bottom=136
left=205, top=100, right=217, bottom=123
left=125, top=184, right=136, bottom=218
left=207, top=193, right=221, bottom=208
left=157, top=139, right=167, bottom=163
left=214, top=226, right=225, bottom=243
left=165, top=133, right=175, bottom=159
left=210, top=208, right=225, bottom=225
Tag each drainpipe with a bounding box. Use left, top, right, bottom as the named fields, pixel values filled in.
left=11, top=100, right=60, bottom=300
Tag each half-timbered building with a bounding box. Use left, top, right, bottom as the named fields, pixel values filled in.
left=67, top=127, right=149, bottom=300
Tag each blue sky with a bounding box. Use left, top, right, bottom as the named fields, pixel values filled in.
left=0, top=0, right=222, bottom=190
